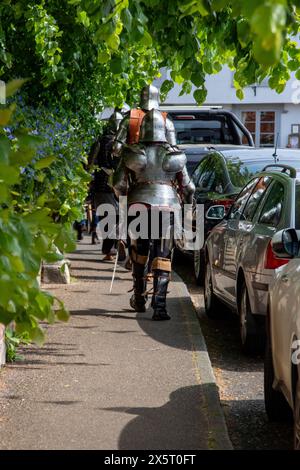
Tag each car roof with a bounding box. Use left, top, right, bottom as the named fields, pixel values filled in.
left=219, top=147, right=300, bottom=162
left=219, top=147, right=300, bottom=181
left=178, top=144, right=251, bottom=154
left=160, top=105, right=223, bottom=111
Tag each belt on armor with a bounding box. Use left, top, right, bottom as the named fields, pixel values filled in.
left=132, top=180, right=177, bottom=188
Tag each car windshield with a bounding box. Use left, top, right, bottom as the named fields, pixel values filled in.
left=172, top=115, right=235, bottom=145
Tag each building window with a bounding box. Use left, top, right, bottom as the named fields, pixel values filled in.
left=242, top=111, right=276, bottom=147
left=242, top=111, right=256, bottom=145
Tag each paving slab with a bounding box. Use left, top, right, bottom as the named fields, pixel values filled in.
left=0, top=239, right=232, bottom=450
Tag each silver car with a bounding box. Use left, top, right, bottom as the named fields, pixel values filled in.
left=204, top=162, right=300, bottom=354
left=264, top=228, right=300, bottom=449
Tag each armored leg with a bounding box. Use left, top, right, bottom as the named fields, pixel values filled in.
left=151, top=239, right=173, bottom=321
left=129, top=239, right=149, bottom=313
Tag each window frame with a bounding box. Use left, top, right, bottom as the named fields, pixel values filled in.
left=256, top=179, right=286, bottom=227
left=226, top=177, right=260, bottom=221
left=240, top=176, right=272, bottom=222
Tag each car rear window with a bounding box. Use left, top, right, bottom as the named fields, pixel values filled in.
left=226, top=159, right=278, bottom=188
left=171, top=115, right=235, bottom=145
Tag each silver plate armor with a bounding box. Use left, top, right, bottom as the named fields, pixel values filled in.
left=139, top=84, right=159, bottom=111
left=113, top=109, right=195, bottom=208
left=112, top=85, right=178, bottom=157
left=108, top=109, right=124, bottom=133
left=139, top=109, right=167, bottom=143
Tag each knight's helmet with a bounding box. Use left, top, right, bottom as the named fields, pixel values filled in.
left=139, top=109, right=168, bottom=143
left=108, top=109, right=123, bottom=133
left=139, top=85, right=160, bottom=111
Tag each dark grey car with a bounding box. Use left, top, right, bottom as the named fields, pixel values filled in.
left=204, top=159, right=300, bottom=354
left=192, top=148, right=300, bottom=284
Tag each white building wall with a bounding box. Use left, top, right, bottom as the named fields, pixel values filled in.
left=281, top=104, right=300, bottom=147
left=157, top=66, right=300, bottom=148
left=161, top=66, right=299, bottom=105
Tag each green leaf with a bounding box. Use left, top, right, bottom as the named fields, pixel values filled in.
left=251, top=4, right=286, bottom=37
left=160, top=79, right=174, bottom=101
left=30, top=327, right=45, bottom=346
left=211, top=0, right=228, bottom=11
left=110, top=57, right=123, bottom=74
left=193, top=88, right=207, bottom=104
left=140, top=31, right=152, bottom=47
left=107, top=33, right=120, bottom=51
left=236, top=88, right=244, bottom=100
left=191, top=72, right=204, bottom=88
left=56, top=306, right=70, bottom=322
left=121, top=8, right=132, bottom=31
left=5, top=79, right=28, bottom=98
left=43, top=251, right=64, bottom=263
left=97, top=50, right=111, bottom=64
left=0, top=163, right=19, bottom=185
left=77, top=10, right=90, bottom=28
left=0, top=108, right=13, bottom=126
left=23, top=208, right=51, bottom=226
left=34, top=155, right=56, bottom=170
left=237, top=19, right=251, bottom=48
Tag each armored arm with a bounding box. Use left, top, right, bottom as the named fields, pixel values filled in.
left=87, top=138, right=101, bottom=170
left=177, top=166, right=195, bottom=204
left=112, top=160, right=129, bottom=198
left=112, top=114, right=130, bottom=158
left=165, top=116, right=177, bottom=148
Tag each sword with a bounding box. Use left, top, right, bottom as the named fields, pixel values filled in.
left=109, top=247, right=119, bottom=294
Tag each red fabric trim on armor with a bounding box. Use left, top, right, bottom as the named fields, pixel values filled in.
left=128, top=109, right=146, bottom=144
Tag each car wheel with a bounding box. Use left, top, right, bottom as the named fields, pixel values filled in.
left=204, top=258, right=222, bottom=318
left=239, top=283, right=265, bottom=355
left=264, top=334, right=293, bottom=422
left=294, top=380, right=300, bottom=450
left=194, top=249, right=205, bottom=285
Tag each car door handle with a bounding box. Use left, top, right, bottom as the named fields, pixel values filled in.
left=281, top=274, right=289, bottom=284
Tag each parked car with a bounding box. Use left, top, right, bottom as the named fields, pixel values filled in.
left=191, top=148, right=300, bottom=284
left=264, top=228, right=300, bottom=449
left=160, top=105, right=254, bottom=146
left=178, top=144, right=251, bottom=176
left=160, top=105, right=254, bottom=175
left=204, top=161, right=300, bottom=354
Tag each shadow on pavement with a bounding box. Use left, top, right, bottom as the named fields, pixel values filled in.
left=101, top=384, right=212, bottom=450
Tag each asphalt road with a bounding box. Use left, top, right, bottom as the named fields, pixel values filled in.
left=174, top=251, right=293, bottom=450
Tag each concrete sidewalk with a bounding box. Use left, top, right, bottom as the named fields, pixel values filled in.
left=0, top=239, right=232, bottom=450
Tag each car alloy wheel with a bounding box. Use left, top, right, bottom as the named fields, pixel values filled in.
left=240, top=289, right=248, bottom=346
left=194, top=249, right=204, bottom=285
left=239, top=283, right=264, bottom=354
left=294, top=384, right=300, bottom=450
left=194, top=249, right=201, bottom=277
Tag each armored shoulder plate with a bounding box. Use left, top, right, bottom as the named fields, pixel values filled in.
left=122, top=144, right=147, bottom=172
left=163, top=151, right=186, bottom=173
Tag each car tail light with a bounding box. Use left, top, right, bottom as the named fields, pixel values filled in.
left=211, top=198, right=235, bottom=213
left=174, top=115, right=195, bottom=120
left=264, top=241, right=290, bottom=269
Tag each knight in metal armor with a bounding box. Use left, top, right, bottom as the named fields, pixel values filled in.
left=88, top=107, right=128, bottom=254
left=113, top=108, right=195, bottom=321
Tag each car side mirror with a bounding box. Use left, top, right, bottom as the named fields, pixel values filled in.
left=271, top=228, right=300, bottom=258
left=205, top=205, right=225, bottom=221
